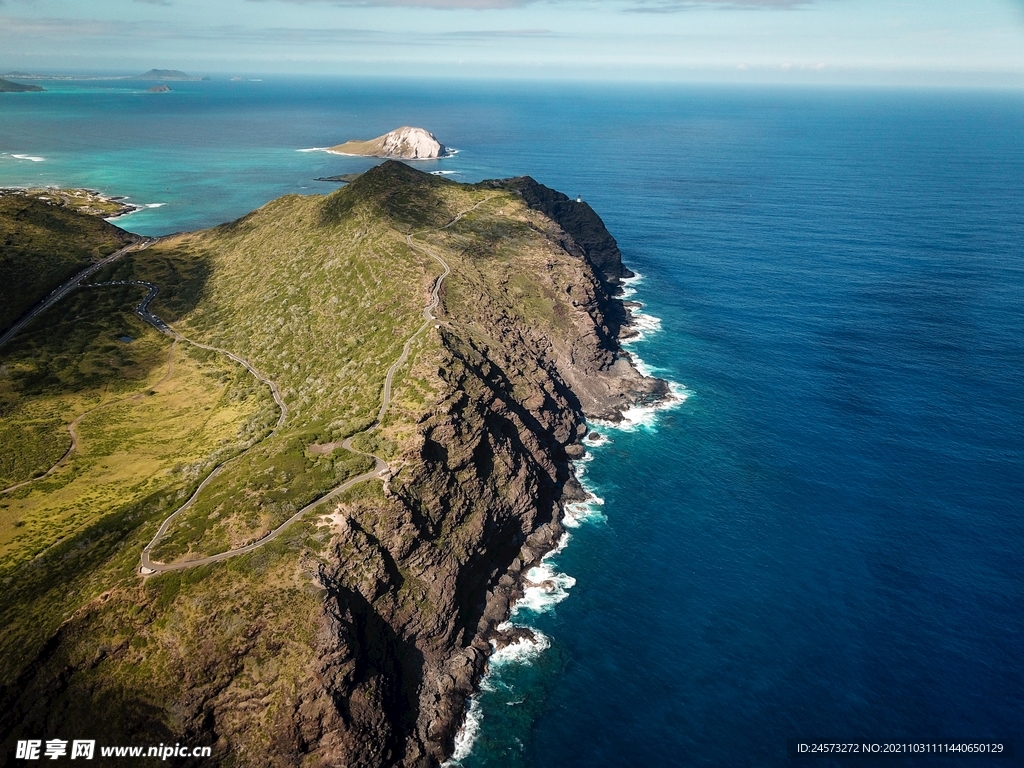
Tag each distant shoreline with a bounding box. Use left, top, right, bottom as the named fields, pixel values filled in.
left=0, top=186, right=145, bottom=219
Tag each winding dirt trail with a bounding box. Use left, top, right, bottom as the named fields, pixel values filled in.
left=0, top=196, right=491, bottom=571
left=138, top=199, right=488, bottom=574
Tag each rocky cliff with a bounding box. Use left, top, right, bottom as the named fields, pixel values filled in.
left=0, top=162, right=665, bottom=766
left=488, top=176, right=634, bottom=285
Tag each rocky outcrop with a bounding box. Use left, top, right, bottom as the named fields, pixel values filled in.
left=0, top=165, right=667, bottom=767
left=291, top=172, right=666, bottom=765
left=482, top=175, right=638, bottom=346
left=487, top=176, right=634, bottom=286
left=330, top=127, right=447, bottom=160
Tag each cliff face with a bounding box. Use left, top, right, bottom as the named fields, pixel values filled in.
left=484, top=175, right=637, bottom=344
left=488, top=176, right=634, bottom=285
left=308, top=326, right=583, bottom=765
left=293, top=172, right=665, bottom=764
left=0, top=164, right=665, bottom=767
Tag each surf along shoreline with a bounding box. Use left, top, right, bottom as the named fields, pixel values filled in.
left=445, top=264, right=687, bottom=765
left=6, top=175, right=679, bottom=766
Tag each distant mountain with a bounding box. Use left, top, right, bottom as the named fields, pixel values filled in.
left=134, top=69, right=192, bottom=81
left=0, top=78, right=44, bottom=93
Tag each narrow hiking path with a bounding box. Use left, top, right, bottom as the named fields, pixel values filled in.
left=139, top=198, right=488, bottom=573
left=2, top=274, right=290, bottom=498
left=0, top=239, right=152, bottom=352
left=0, top=195, right=491, bottom=571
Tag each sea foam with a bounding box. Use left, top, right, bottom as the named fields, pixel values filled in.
left=446, top=267, right=678, bottom=763
left=446, top=696, right=483, bottom=765
left=10, top=154, right=45, bottom=162
left=513, top=564, right=576, bottom=617
left=443, top=628, right=550, bottom=766
left=592, top=380, right=689, bottom=433
left=444, top=535, right=572, bottom=764
left=564, top=458, right=608, bottom=528
left=597, top=273, right=691, bottom=430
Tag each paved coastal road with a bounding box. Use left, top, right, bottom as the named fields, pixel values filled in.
left=0, top=239, right=152, bottom=351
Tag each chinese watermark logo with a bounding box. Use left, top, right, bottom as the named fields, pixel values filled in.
left=16, top=740, right=94, bottom=760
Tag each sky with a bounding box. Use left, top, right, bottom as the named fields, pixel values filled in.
left=2, top=0, right=1024, bottom=84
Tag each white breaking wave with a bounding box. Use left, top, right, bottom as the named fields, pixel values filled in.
left=492, top=624, right=553, bottom=665
left=446, top=696, right=483, bottom=765
left=10, top=154, right=45, bottom=162
left=446, top=266, right=681, bottom=764
left=443, top=628, right=551, bottom=766
left=594, top=380, right=689, bottom=433
left=444, top=537, right=571, bottom=764
left=564, top=457, right=608, bottom=528
left=296, top=147, right=330, bottom=153
left=622, top=308, right=662, bottom=345
left=618, top=270, right=643, bottom=299
left=610, top=273, right=691, bottom=423
left=144, top=203, right=165, bottom=208
left=431, top=170, right=461, bottom=176
left=513, top=562, right=577, bottom=616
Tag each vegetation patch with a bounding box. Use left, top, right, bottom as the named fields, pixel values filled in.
left=0, top=193, right=135, bottom=331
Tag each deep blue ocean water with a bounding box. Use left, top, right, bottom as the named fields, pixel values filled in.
left=3, top=79, right=1023, bottom=766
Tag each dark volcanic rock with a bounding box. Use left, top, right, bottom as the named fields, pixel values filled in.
left=0, top=165, right=670, bottom=768
left=484, top=176, right=635, bottom=285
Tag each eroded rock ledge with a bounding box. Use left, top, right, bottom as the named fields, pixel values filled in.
left=302, top=178, right=666, bottom=766
left=0, top=165, right=667, bottom=768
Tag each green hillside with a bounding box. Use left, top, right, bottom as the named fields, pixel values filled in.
left=0, top=193, right=135, bottom=332
left=0, top=161, right=638, bottom=765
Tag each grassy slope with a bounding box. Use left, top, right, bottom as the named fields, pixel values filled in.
left=0, top=210, right=273, bottom=686
left=114, top=162, right=483, bottom=560
left=328, top=138, right=384, bottom=156
left=1, top=163, right=606, bottom=761
left=0, top=194, right=135, bottom=331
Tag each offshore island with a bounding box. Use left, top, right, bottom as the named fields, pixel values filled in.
left=0, top=162, right=665, bottom=765
left=330, top=126, right=451, bottom=159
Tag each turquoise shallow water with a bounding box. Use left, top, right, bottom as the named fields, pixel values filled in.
left=3, top=79, right=1023, bottom=766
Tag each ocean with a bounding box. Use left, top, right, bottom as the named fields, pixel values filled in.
left=3, top=78, right=1023, bottom=766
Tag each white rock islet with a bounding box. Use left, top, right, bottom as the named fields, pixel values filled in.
left=329, top=126, right=447, bottom=160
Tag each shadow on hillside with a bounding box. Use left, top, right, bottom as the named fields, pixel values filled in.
left=116, top=247, right=213, bottom=325
left=320, top=160, right=455, bottom=231
left=319, top=564, right=425, bottom=764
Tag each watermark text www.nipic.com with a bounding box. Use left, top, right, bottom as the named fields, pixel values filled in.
left=15, top=740, right=213, bottom=761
